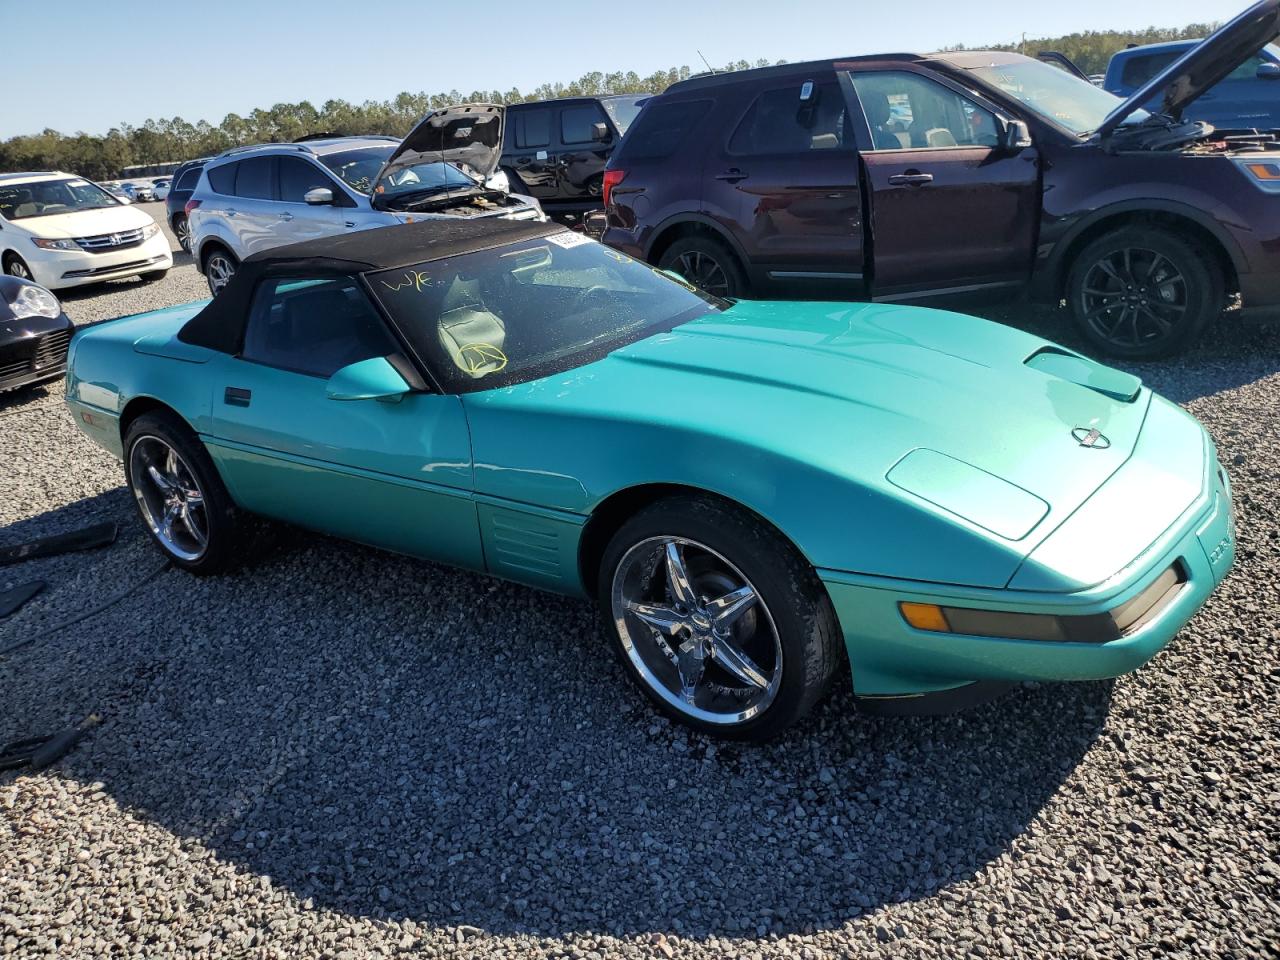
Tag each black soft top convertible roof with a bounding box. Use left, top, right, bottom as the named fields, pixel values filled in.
left=178, top=218, right=563, bottom=354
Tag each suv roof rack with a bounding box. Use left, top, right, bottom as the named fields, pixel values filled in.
left=667, top=53, right=923, bottom=92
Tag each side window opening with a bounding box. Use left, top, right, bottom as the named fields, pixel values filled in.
left=241, top=277, right=398, bottom=379
left=617, top=98, right=713, bottom=161
left=233, top=156, right=276, bottom=200
left=727, top=81, right=851, bottom=156
left=561, top=104, right=608, bottom=144
left=514, top=109, right=552, bottom=149
left=850, top=71, right=999, bottom=151
left=206, top=163, right=237, bottom=195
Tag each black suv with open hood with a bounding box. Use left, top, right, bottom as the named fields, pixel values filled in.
left=603, top=0, right=1280, bottom=357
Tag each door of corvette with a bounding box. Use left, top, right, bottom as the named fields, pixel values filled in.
left=203, top=275, right=483, bottom=572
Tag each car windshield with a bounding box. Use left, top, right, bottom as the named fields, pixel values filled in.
left=601, top=97, right=648, bottom=134
left=369, top=234, right=726, bottom=392
left=373, top=161, right=483, bottom=208
left=0, top=178, right=120, bottom=220
left=318, top=145, right=395, bottom=194
left=968, top=59, right=1149, bottom=135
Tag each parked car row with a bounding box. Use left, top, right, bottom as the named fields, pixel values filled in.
left=186, top=107, right=547, bottom=296
left=601, top=0, right=1280, bottom=358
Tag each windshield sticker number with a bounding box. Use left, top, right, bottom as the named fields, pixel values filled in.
left=547, top=232, right=593, bottom=249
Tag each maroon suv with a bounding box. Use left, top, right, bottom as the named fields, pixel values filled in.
left=602, top=0, right=1280, bottom=358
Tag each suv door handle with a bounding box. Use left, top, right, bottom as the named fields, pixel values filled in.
left=224, top=208, right=238, bottom=217
left=278, top=212, right=294, bottom=221
left=343, top=220, right=357, bottom=228
left=888, top=172, right=934, bottom=186
left=715, top=168, right=748, bottom=182
left=224, top=387, right=251, bottom=407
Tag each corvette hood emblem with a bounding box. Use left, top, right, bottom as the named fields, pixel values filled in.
left=1072, top=426, right=1111, bottom=449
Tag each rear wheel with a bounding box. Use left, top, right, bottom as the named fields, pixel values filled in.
left=3, top=254, right=32, bottom=280
left=599, top=495, right=840, bottom=741
left=203, top=247, right=238, bottom=297
left=1066, top=227, right=1223, bottom=359
left=124, top=412, right=244, bottom=574
left=173, top=213, right=191, bottom=253
left=658, top=236, right=748, bottom=299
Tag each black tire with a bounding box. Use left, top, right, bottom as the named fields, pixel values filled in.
left=598, top=495, right=840, bottom=741
left=657, top=236, right=748, bottom=299
left=3, top=253, right=33, bottom=281
left=203, top=245, right=238, bottom=297
left=123, top=411, right=244, bottom=574
left=172, top=213, right=191, bottom=253
left=1066, top=227, right=1224, bottom=359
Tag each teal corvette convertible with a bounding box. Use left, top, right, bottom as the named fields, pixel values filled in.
left=65, top=219, right=1235, bottom=739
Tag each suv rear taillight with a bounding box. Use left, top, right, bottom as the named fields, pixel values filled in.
left=183, top=198, right=201, bottom=217
left=602, top=169, right=626, bottom=209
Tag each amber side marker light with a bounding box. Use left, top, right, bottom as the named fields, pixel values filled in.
left=899, top=602, right=951, bottom=632
left=1245, top=162, right=1280, bottom=180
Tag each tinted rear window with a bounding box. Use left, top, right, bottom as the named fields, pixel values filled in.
left=207, top=163, right=236, bottom=195
left=616, top=98, right=712, bottom=161
left=1120, top=52, right=1180, bottom=89
left=234, top=157, right=275, bottom=199
left=176, top=167, right=201, bottom=191
left=514, top=108, right=551, bottom=148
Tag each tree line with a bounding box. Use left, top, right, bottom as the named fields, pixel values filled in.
left=965, top=21, right=1219, bottom=75
left=0, top=20, right=1221, bottom=181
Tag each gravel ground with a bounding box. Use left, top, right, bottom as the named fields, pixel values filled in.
left=1, top=204, right=1278, bottom=958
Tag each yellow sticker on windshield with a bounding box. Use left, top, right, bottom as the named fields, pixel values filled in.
left=459, top=342, right=508, bottom=375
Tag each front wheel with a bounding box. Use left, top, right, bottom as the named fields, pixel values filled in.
left=657, top=236, right=748, bottom=299
left=123, top=412, right=244, bottom=574
left=3, top=254, right=33, bottom=280
left=599, top=495, right=840, bottom=741
left=1066, top=227, right=1223, bottom=359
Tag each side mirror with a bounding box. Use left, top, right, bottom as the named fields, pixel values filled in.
left=1000, top=118, right=1032, bottom=152
left=591, top=122, right=611, bottom=142
left=304, top=187, right=335, bottom=206
left=1258, top=63, right=1280, bottom=79
left=325, top=356, right=411, bottom=402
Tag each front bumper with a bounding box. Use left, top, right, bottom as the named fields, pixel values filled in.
left=26, top=233, right=172, bottom=291
left=821, top=458, right=1234, bottom=705
left=0, top=322, right=74, bottom=392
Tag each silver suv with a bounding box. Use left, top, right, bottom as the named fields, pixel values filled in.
left=188, top=106, right=545, bottom=295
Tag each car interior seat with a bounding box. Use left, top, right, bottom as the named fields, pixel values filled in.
left=272, top=283, right=391, bottom=377
left=862, top=95, right=911, bottom=150
left=437, top=306, right=507, bottom=378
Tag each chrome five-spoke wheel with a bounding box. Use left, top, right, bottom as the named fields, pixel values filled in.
left=128, top=435, right=208, bottom=562
left=611, top=536, right=783, bottom=725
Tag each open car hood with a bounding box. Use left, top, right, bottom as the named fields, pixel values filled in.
left=371, top=103, right=504, bottom=204
left=1098, top=0, right=1280, bottom=137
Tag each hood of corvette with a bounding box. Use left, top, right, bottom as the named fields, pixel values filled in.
left=611, top=300, right=1150, bottom=517
left=473, top=299, right=1154, bottom=587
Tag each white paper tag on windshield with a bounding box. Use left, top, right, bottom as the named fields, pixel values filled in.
left=68, top=180, right=89, bottom=187
left=546, top=231, right=593, bottom=249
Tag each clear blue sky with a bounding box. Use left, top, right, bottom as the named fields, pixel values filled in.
left=3, top=0, right=1245, bottom=139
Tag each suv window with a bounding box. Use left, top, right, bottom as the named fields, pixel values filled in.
left=176, top=167, right=202, bottom=191
left=728, top=81, right=850, bottom=155
left=278, top=156, right=340, bottom=203
left=234, top=156, right=275, bottom=199
left=618, top=99, right=712, bottom=161
left=207, top=163, right=236, bottom=195
left=242, top=277, right=399, bottom=378
left=1120, top=51, right=1182, bottom=89
left=561, top=104, right=607, bottom=144
left=850, top=71, right=999, bottom=150
left=514, top=108, right=552, bottom=149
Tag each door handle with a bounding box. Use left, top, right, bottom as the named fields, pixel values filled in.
left=224, top=208, right=238, bottom=217
left=278, top=212, right=294, bottom=221
left=344, top=220, right=357, bottom=228
left=224, top=387, right=251, bottom=408
left=888, top=172, right=934, bottom=186
left=715, top=168, right=748, bottom=182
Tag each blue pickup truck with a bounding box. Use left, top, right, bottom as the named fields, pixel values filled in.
left=1104, top=40, right=1279, bottom=130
